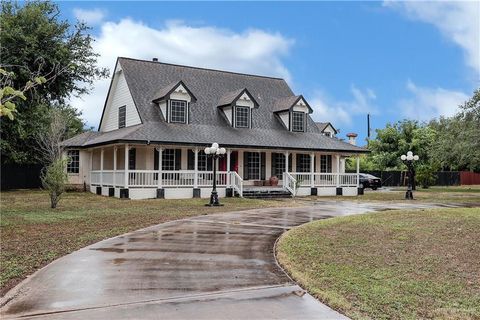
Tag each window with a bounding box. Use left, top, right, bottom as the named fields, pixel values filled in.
left=292, top=111, right=305, bottom=132
left=272, top=153, right=286, bottom=177
left=118, top=106, right=126, bottom=128
left=67, top=150, right=79, bottom=173
left=296, top=154, right=311, bottom=172
left=247, top=152, right=261, bottom=180
left=162, top=149, right=176, bottom=170
left=197, top=151, right=208, bottom=171
left=235, top=106, right=249, bottom=128
left=320, top=155, right=332, bottom=173
left=170, top=100, right=187, bottom=123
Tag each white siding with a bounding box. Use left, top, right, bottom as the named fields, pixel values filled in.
left=100, top=64, right=141, bottom=132
left=223, top=106, right=233, bottom=124
left=279, top=112, right=289, bottom=129
left=236, top=93, right=254, bottom=108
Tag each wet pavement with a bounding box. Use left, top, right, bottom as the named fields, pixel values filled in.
left=0, top=200, right=463, bottom=319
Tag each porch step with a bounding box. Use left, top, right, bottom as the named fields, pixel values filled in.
left=240, top=189, right=292, bottom=199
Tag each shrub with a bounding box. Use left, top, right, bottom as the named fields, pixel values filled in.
left=41, top=158, right=68, bottom=208
left=416, top=165, right=436, bottom=189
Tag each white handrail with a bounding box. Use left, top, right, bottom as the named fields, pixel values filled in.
left=283, top=172, right=297, bottom=196
left=230, top=171, right=243, bottom=197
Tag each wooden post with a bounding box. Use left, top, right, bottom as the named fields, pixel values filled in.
left=124, top=144, right=129, bottom=188
left=113, top=146, right=117, bottom=187
left=157, top=147, right=163, bottom=188
left=310, top=152, right=315, bottom=187
left=284, top=151, right=289, bottom=173
left=226, top=149, right=231, bottom=187
left=100, top=148, right=104, bottom=187
left=194, top=147, right=199, bottom=188
left=336, top=154, right=340, bottom=187
left=356, top=155, right=360, bottom=188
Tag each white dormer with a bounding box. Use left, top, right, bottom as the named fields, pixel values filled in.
left=273, top=95, right=313, bottom=132
left=217, top=88, right=259, bottom=128
left=152, top=81, right=197, bottom=124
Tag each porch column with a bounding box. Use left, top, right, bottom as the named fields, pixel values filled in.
left=310, top=152, right=315, bottom=187
left=336, top=154, right=340, bottom=187
left=284, top=151, right=289, bottom=174
left=356, top=155, right=360, bottom=188
left=113, top=146, right=117, bottom=187
left=226, top=149, right=231, bottom=187
left=193, top=147, right=199, bottom=188
left=157, top=147, right=163, bottom=188
left=89, top=150, right=93, bottom=184
left=124, top=144, right=129, bottom=188
left=100, top=148, right=104, bottom=187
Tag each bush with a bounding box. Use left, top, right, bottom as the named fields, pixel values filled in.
left=41, top=158, right=68, bottom=208
left=416, top=165, right=436, bottom=189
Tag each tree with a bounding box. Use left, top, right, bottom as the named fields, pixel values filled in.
left=37, top=108, right=70, bottom=208
left=0, top=1, right=108, bottom=164
left=430, top=89, right=480, bottom=171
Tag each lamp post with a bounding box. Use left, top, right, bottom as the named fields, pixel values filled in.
left=401, top=151, right=419, bottom=200
left=205, top=143, right=226, bottom=206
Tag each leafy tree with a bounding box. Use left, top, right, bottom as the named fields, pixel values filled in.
left=429, top=88, right=480, bottom=171
left=41, top=157, right=68, bottom=208
left=0, top=1, right=108, bottom=164
left=416, top=164, right=436, bottom=189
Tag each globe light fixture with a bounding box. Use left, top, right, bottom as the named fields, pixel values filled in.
left=400, top=151, right=419, bottom=200
left=205, top=143, right=226, bottom=206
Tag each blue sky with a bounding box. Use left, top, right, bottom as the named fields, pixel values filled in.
left=58, top=1, right=479, bottom=144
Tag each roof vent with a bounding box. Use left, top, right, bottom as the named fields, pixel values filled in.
left=152, top=58, right=158, bottom=62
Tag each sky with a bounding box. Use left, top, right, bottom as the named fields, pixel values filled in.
left=58, top=1, right=479, bottom=143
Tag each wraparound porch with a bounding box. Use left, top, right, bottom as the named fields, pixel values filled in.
left=75, top=143, right=361, bottom=199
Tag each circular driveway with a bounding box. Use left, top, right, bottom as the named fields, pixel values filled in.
left=1, top=201, right=444, bottom=319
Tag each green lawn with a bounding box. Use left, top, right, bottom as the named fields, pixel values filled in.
left=306, top=185, right=480, bottom=203
left=0, top=190, right=298, bottom=296
left=277, top=207, right=480, bottom=320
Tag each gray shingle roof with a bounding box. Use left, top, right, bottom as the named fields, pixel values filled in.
left=217, top=88, right=259, bottom=108
left=273, top=95, right=313, bottom=113
left=315, top=122, right=337, bottom=133
left=62, top=57, right=367, bottom=153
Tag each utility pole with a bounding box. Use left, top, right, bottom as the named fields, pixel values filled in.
left=367, top=113, right=371, bottom=147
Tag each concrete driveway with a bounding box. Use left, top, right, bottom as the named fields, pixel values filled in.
left=1, top=200, right=449, bottom=319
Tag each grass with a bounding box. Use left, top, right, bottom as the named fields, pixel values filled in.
left=277, top=207, right=480, bottom=320
left=306, top=185, right=480, bottom=203
left=0, top=190, right=298, bottom=296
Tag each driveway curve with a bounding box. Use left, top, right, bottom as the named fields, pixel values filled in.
left=1, top=200, right=448, bottom=319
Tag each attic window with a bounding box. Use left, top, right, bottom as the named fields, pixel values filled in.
left=170, top=100, right=187, bottom=123
left=118, top=105, right=126, bottom=128
left=235, top=106, right=249, bottom=128
left=292, top=111, right=305, bottom=132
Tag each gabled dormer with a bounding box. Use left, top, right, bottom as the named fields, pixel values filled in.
left=273, top=95, right=313, bottom=132
left=152, top=80, right=197, bottom=124
left=217, top=88, right=259, bottom=129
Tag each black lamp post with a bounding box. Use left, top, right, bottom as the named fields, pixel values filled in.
left=401, top=151, right=419, bottom=200
left=204, top=143, right=226, bottom=206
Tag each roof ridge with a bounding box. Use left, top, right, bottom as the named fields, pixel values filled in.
left=118, top=57, right=286, bottom=81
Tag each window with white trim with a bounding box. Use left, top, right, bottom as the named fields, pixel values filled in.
left=198, top=151, right=208, bottom=171
left=235, top=106, right=249, bottom=128
left=297, top=154, right=311, bottom=172
left=162, top=149, right=176, bottom=170
left=67, top=150, right=80, bottom=174
left=247, top=152, right=261, bottom=180
left=170, top=100, right=187, bottom=123
left=272, top=153, right=286, bottom=177
left=320, top=155, right=332, bottom=173
left=292, top=111, right=305, bottom=132
left=118, top=106, right=126, bottom=128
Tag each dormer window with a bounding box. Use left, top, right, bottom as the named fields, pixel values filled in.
left=217, top=88, right=259, bottom=128
left=170, top=100, right=187, bottom=123
left=292, top=111, right=305, bottom=132
left=235, top=106, right=250, bottom=128
left=152, top=80, right=197, bottom=124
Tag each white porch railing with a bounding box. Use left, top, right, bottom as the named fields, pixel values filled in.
left=162, top=171, right=195, bottom=187
left=289, top=172, right=358, bottom=187
left=283, top=172, right=297, bottom=195
left=90, top=170, right=125, bottom=187
left=230, top=171, right=243, bottom=197
left=129, top=170, right=158, bottom=187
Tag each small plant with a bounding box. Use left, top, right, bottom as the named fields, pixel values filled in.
left=416, top=164, right=436, bottom=189
left=293, top=178, right=303, bottom=197
left=41, top=158, right=68, bottom=208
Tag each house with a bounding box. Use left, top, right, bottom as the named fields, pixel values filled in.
left=315, top=122, right=338, bottom=137
left=61, top=57, right=368, bottom=200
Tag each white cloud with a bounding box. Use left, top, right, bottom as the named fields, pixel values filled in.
left=309, top=85, right=378, bottom=128
left=73, top=8, right=106, bottom=25
left=399, top=80, right=469, bottom=120
left=71, top=19, right=293, bottom=127
left=385, top=1, right=480, bottom=73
